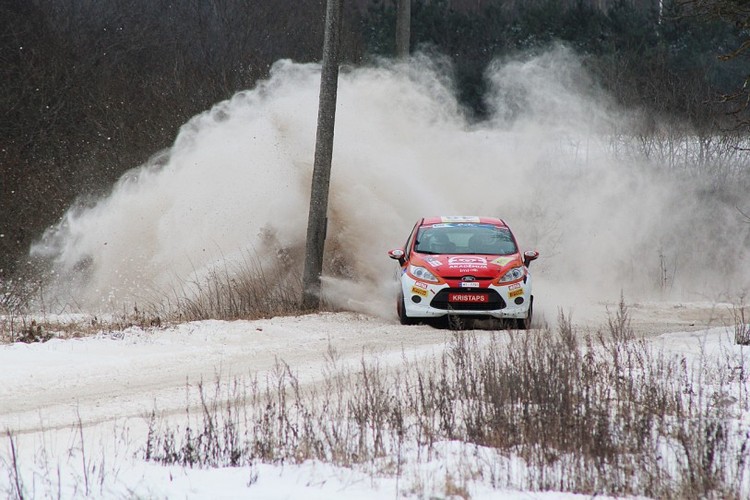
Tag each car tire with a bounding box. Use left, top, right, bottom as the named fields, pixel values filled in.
left=398, top=294, right=417, bottom=325
left=515, top=296, right=533, bottom=330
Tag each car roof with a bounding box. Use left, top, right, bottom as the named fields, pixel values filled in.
left=420, top=216, right=508, bottom=227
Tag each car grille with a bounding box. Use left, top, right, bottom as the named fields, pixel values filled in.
left=442, top=276, right=494, bottom=281
left=430, top=288, right=507, bottom=311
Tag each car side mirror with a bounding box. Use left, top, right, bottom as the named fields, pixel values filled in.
left=523, top=250, right=539, bottom=268
left=388, top=249, right=406, bottom=265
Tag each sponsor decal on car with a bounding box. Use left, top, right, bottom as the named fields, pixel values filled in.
left=441, top=216, right=481, bottom=223
left=507, top=283, right=523, bottom=297
left=448, top=293, right=489, bottom=303
left=448, top=256, right=488, bottom=269
left=411, top=286, right=428, bottom=297
left=413, top=281, right=428, bottom=289
left=425, top=257, right=443, bottom=267
left=492, top=256, right=514, bottom=266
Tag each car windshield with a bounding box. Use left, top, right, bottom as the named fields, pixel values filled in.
left=414, top=224, right=517, bottom=255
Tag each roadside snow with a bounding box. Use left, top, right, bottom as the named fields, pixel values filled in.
left=1, top=310, right=747, bottom=499
left=0, top=313, right=450, bottom=434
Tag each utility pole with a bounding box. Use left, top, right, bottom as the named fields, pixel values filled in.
left=301, top=0, right=343, bottom=310
left=396, top=0, right=411, bottom=58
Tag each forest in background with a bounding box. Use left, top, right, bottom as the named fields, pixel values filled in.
left=1, top=0, right=748, bottom=280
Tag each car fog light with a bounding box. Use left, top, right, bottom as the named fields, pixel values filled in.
left=411, top=295, right=422, bottom=304
left=514, top=297, right=524, bottom=305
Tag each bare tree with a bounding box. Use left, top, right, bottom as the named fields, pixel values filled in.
left=677, top=0, right=750, bottom=128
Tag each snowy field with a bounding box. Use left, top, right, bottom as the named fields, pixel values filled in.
left=2, top=302, right=748, bottom=499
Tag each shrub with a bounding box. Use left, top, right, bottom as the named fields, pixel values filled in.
left=142, top=308, right=749, bottom=498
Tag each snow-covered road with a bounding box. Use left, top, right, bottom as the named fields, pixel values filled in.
left=1, top=301, right=734, bottom=436
left=0, top=313, right=457, bottom=435
left=1, top=301, right=744, bottom=499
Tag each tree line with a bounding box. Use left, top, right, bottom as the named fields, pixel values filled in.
left=1, top=0, right=747, bottom=278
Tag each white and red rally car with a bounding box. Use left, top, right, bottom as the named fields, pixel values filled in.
left=388, top=216, right=539, bottom=328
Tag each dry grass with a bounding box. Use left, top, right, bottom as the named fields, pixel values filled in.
left=164, top=249, right=314, bottom=322
left=2, top=302, right=747, bottom=498
left=1, top=250, right=308, bottom=343
left=0, top=306, right=164, bottom=344
left=141, top=303, right=750, bottom=498
left=733, top=299, right=750, bottom=346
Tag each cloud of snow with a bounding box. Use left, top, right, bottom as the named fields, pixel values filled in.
left=31, top=46, right=750, bottom=318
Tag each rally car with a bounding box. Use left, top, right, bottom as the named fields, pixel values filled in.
left=388, top=216, right=539, bottom=328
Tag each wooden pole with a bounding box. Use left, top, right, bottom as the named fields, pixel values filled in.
left=396, top=0, right=411, bottom=58
left=301, top=0, right=343, bottom=310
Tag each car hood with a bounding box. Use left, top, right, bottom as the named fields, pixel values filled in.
left=414, top=253, right=522, bottom=279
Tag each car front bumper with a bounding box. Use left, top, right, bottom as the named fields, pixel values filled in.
left=400, top=274, right=533, bottom=319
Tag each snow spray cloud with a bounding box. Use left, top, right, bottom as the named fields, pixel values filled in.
left=32, top=46, right=750, bottom=316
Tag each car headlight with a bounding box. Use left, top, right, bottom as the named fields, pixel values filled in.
left=498, top=265, right=524, bottom=283
left=409, top=265, right=440, bottom=283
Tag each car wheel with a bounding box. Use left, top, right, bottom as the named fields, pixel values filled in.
left=398, top=294, right=417, bottom=325
left=515, top=296, right=533, bottom=330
